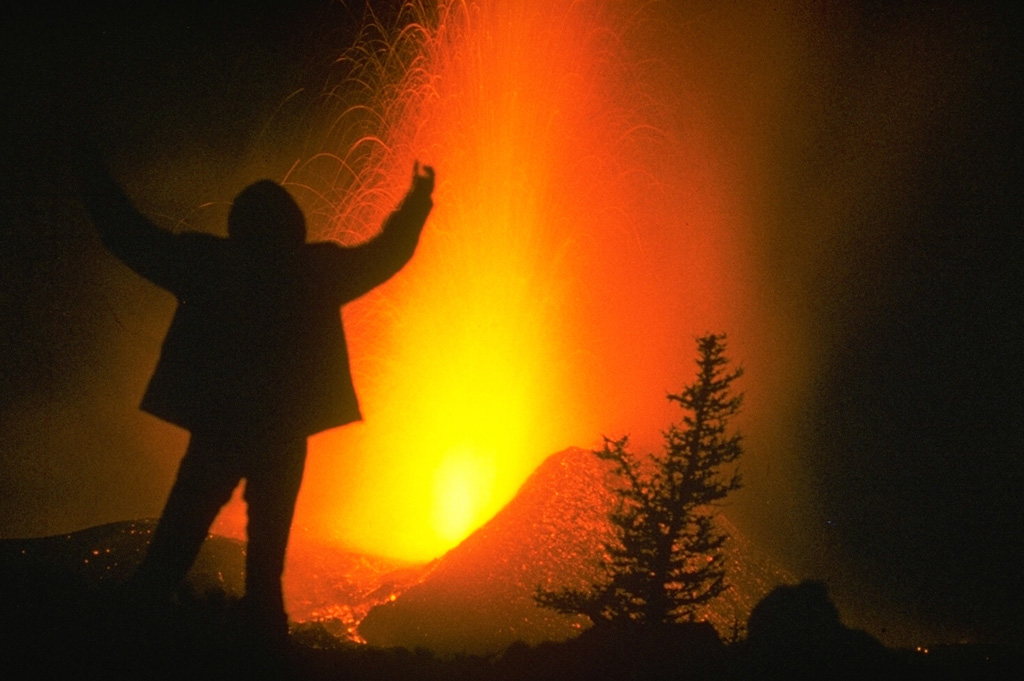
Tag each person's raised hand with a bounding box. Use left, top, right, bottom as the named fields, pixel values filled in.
left=412, top=161, right=435, bottom=197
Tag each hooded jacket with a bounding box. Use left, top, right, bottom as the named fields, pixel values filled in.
left=79, top=169, right=432, bottom=437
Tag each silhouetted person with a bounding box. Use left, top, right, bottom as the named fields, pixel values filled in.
left=75, top=150, right=434, bottom=642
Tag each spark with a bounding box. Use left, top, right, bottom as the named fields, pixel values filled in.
left=275, top=0, right=678, bottom=562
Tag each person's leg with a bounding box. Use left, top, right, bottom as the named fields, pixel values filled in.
left=132, top=432, right=240, bottom=598
left=241, top=434, right=306, bottom=638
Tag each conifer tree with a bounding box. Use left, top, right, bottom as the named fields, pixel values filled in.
left=536, top=334, right=743, bottom=625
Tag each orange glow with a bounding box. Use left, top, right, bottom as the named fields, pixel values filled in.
left=212, top=1, right=756, bottom=562
left=309, top=0, right=619, bottom=560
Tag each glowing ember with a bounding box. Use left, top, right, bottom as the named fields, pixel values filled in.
left=213, top=1, right=751, bottom=564
left=358, top=447, right=793, bottom=654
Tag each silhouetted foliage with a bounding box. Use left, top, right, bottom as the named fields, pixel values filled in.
left=536, top=334, right=743, bottom=626
left=734, top=580, right=896, bottom=680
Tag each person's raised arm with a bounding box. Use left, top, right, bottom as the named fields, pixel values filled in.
left=331, top=162, right=434, bottom=301
left=73, top=145, right=185, bottom=293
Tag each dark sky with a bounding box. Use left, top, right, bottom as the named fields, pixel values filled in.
left=785, top=7, right=1024, bottom=643
left=2, top=1, right=1022, bottom=646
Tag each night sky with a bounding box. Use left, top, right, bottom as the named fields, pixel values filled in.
left=3, top=1, right=1021, bottom=646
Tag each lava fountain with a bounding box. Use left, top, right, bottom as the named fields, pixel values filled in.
left=240, top=0, right=752, bottom=563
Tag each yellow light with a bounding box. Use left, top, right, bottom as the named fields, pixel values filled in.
left=287, top=0, right=628, bottom=561
left=259, top=0, right=747, bottom=564
left=432, top=447, right=496, bottom=545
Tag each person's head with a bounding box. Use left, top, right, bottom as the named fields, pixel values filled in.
left=228, top=180, right=306, bottom=246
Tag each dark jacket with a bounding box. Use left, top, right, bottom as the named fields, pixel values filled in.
left=79, top=168, right=431, bottom=437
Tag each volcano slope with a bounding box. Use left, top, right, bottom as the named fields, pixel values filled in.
left=359, top=447, right=791, bottom=655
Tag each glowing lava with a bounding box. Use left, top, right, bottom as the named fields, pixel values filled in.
left=232, top=0, right=749, bottom=563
